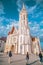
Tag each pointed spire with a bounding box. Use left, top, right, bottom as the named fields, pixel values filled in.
left=22, top=3, right=25, bottom=9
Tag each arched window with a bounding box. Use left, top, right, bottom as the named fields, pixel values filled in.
left=23, top=15, right=25, bottom=20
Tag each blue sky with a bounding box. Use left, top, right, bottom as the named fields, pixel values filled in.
left=0, top=0, right=43, bottom=48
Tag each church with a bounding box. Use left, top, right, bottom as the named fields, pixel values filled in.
left=4, top=4, right=41, bottom=55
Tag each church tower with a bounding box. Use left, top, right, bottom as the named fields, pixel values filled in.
left=4, top=3, right=41, bottom=55
left=18, top=4, right=31, bottom=54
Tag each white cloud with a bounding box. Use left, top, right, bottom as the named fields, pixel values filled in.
left=32, top=11, right=42, bottom=18
left=17, top=1, right=37, bottom=14
left=36, top=0, right=43, bottom=4
left=39, top=20, right=43, bottom=27
left=36, top=0, right=43, bottom=7
left=40, top=34, right=43, bottom=36
left=41, top=21, right=43, bottom=24
left=30, top=22, right=40, bottom=30
left=40, top=21, right=43, bottom=26
left=30, top=21, right=43, bottom=37
left=17, top=0, right=21, bottom=8
left=0, top=25, right=4, bottom=29
left=26, top=5, right=42, bottom=19
left=39, top=29, right=43, bottom=36
left=26, top=5, right=37, bottom=14
left=17, top=1, right=37, bottom=19
left=0, top=17, right=19, bottom=37
left=16, top=0, right=22, bottom=12
left=29, top=21, right=41, bottom=37
left=28, top=22, right=32, bottom=25
left=0, top=0, right=43, bottom=37
left=30, top=26, right=39, bottom=34
left=0, top=18, right=43, bottom=38
left=17, top=0, right=22, bottom=8
left=6, top=24, right=10, bottom=30
left=5, top=19, right=19, bottom=32
left=0, top=16, right=5, bottom=22
left=0, top=25, right=6, bottom=37
left=0, top=2, right=5, bottom=15
left=18, top=8, right=21, bottom=12
left=40, top=29, right=43, bottom=33
left=10, top=21, right=19, bottom=27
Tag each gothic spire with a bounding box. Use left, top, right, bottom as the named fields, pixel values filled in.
left=22, top=3, right=25, bottom=10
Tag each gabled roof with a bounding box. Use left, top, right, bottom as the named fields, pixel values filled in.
left=8, top=26, right=15, bottom=35
left=11, top=26, right=15, bottom=34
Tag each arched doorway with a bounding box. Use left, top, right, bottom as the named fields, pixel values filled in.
left=10, top=43, right=17, bottom=54
left=11, top=45, right=15, bottom=52
left=21, top=44, right=29, bottom=54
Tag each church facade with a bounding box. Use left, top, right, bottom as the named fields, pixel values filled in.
left=4, top=4, right=41, bottom=55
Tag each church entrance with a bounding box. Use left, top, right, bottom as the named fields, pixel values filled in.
left=11, top=45, right=15, bottom=52
left=21, top=44, right=29, bottom=54
left=11, top=43, right=17, bottom=54
left=24, top=44, right=28, bottom=54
